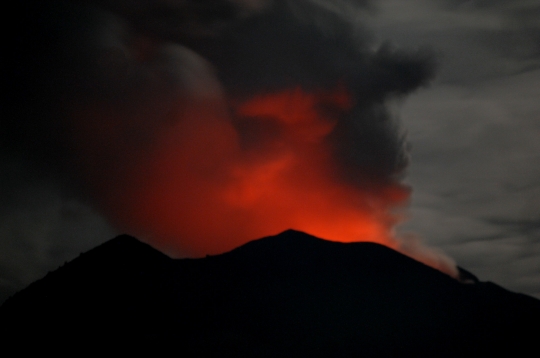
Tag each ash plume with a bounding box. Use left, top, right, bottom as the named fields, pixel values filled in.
left=4, top=0, right=455, bottom=276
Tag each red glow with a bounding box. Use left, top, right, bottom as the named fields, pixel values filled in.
left=65, top=80, right=460, bottom=277
left=91, top=85, right=411, bottom=257
left=66, top=78, right=458, bottom=277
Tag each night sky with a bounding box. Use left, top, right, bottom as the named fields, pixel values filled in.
left=2, top=0, right=539, bottom=304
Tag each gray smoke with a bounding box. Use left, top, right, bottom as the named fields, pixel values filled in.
left=2, top=0, right=454, bottom=303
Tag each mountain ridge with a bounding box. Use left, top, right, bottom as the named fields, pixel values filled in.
left=1, top=230, right=538, bottom=355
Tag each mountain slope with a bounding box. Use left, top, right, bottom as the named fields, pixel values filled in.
left=1, top=230, right=538, bottom=355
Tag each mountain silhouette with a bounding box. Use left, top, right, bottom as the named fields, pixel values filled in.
left=1, top=230, right=539, bottom=355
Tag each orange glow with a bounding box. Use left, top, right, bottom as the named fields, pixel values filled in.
left=67, top=81, right=458, bottom=277
left=91, top=85, right=410, bottom=258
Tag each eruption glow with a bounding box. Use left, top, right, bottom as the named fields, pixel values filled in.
left=16, top=1, right=457, bottom=278
left=83, top=85, right=411, bottom=259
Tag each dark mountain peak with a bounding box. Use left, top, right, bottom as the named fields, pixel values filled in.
left=223, top=229, right=453, bottom=286
left=40, top=233, right=172, bottom=282
left=225, top=229, right=340, bottom=257
left=0, top=234, right=172, bottom=314
left=79, top=233, right=170, bottom=263
left=225, top=229, right=401, bottom=263
left=97, top=233, right=146, bottom=249
left=1, top=230, right=539, bottom=355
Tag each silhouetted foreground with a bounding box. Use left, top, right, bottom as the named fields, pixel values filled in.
left=1, top=230, right=538, bottom=355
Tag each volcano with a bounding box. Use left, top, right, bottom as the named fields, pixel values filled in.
left=1, top=230, right=538, bottom=355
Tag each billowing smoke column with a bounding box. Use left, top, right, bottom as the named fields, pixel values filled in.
left=5, top=0, right=456, bottom=276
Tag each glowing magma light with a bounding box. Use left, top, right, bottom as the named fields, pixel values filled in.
left=100, top=85, right=411, bottom=257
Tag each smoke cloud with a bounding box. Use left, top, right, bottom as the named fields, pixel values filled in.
left=4, top=0, right=456, bottom=276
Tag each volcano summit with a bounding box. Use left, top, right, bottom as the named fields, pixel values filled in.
left=1, top=230, right=538, bottom=355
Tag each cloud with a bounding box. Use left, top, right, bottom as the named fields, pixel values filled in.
left=365, top=0, right=540, bottom=85
left=398, top=68, right=540, bottom=297
left=5, top=0, right=437, bottom=214
left=2, top=0, right=453, bottom=302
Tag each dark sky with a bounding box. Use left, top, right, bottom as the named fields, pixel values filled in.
left=2, top=0, right=539, bottom=303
